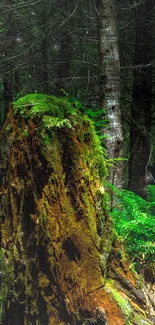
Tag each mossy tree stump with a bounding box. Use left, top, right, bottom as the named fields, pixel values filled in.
left=0, top=95, right=154, bottom=325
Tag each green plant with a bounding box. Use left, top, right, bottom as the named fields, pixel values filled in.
left=13, top=93, right=108, bottom=138
left=109, top=184, right=155, bottom=270
left=13, top=94, right=80, bottom=146
left=13, top=93, right=77, bottom=119
left=13, top=94, right=109, bottom=157
left=42, top=116, right=72, bottom=130
left=68, top=96, right=108, bottom=138
left=105, top=282, right=132, bottom=320
left=59, top=91, right=108, bottom=138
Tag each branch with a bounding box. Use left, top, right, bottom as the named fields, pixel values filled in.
left=1, top=0, right=44, bottom=11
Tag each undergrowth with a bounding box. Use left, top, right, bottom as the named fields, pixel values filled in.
left=109, top=184, right=155, bottom=271
left=68, top=94, right=108, bottom=138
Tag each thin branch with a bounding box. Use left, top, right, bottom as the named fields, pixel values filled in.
left=117, top=0, right=145, bottom=10
left=1, top=0, right=44, bottom=11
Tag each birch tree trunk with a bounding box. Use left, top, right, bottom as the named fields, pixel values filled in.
left=96, top=0, right=123, bottom=190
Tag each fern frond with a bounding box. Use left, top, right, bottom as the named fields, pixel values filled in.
left=109, top=185, right=155, bottom=270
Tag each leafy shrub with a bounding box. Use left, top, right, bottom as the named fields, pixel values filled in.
left=109, top=184, right=155, bottom=271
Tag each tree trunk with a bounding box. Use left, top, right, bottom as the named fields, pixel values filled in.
left=39, top=2, right=50, bottom=94
left=41, top=36, right=50, bottom=93
left=14, top=70, right=20, bottom=95
left=129, top=0, right=153, bottom=198
left=96, top=0, right=124, bottom=190
left=55, top=31, right=72, bottom=95
left=0, top=97, right=154, bottom=324
left=3, top=79, right=13, bottom=123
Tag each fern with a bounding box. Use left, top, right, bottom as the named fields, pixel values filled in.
left=147, top=184, right=155, bottom=201
left=66, top=94, right=108, bottom=138
left=13, top=93, right=108, bottom=144
left=109, top=184, right=155, bottom=270
left=42, top=116, right=72, bottom=130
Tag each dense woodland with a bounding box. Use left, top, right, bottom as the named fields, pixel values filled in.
left=0, top=0, right=155, bottom=324
left=0, top=0, right=155, bottom=195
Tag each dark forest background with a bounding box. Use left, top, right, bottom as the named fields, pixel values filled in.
left=0, top=2, right=155, bottom=323
left=0, top=0, right=155, bottom=197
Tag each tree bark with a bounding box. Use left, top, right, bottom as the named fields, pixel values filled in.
left=14, top=70, right=20, bottom=95
left=129, top=0, right=153, bottom=198
left=0, top=103, right=113, bottom=324
left=3, top=79, right=13, bottom=123
left=0, top=98, right=154, bottom=324
left=55, top=31, right=73, bottom=95
left=96, top=0, right=124, bottom=190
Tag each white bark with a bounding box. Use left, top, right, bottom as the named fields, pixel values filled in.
left=96, top=0, right=124, bottom=189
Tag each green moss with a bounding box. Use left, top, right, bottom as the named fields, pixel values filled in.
left=13, top=93, right=108, bottom=183
left=13, top=93, right=77, bottom=119
left=4, top=123, right=12, bottom=132
left=105, top=282, right=132, bottom=323
left=133, top=313, right=153, bottom=325
left=105, top=282, right=154, bottom=325
left=82, top=117, right=107, bottom=180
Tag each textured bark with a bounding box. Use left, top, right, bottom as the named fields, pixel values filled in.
left=3, top=79, right=13, bottom=123
left=129, top=0, right=153, bottom=198
left=96, top=0, right=124, bottom=190
left=0, top=101, right=154, bottom=324
left=0, top=104, right=113, bottom=324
